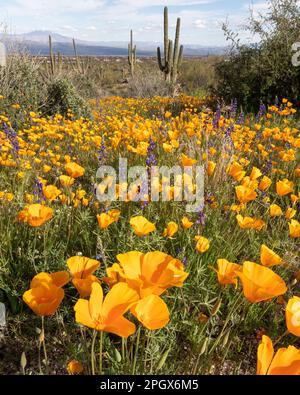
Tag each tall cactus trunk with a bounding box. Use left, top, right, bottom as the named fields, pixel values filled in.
left=157, top=7, right=183, bottom=93
left=49, top=35, right=55, bottom=78
left=73, top=38, right=82, bottom=74
left=128, top=29, right=136, bottom=77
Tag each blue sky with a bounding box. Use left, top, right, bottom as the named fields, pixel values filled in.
left=0, top=0, right=269, bottom=45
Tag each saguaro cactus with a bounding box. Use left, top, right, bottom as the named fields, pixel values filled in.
left=49, top=35, right=55, bottom=77
left=0, top=42, right=6, bottom=67
left=72, top=38, right=82, bottom=73
left=157, top=6, right=183, bottom=85
left=128, top=30, right=137, bottom=77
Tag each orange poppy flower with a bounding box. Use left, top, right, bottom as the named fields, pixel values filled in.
left=131, top=295, right=170, bottom=330
left=258, top=176, right=272, bottom=191
left=285, top=208, right=296, bottom=220
left=215, top=259, right=241, bottom=286
left=195, top=236, right=210, bottom=253
left=129, top=216, right=156, bottom=237
left=163, top=222, right=178, bottom=238
left=289, top=220, right=300, bottom=238
left=235, top=185, right=257, bottom=204
left=250, top=167, right=262, bottom=181
left=207, top=161, right=216, bottom=176
left=276, top=179, right=294, bottom=196
left=23, top=283, right=64, bottom=316
left=67, top=360, right=84, bottom=375
left=67, top=256, right=100, bottom=297
left=18, top=204, right=53, bottom=227
left=102, top=263, right=125, bottom=287
left=116, top=251, right=189, bottom=298
left=59, top=175, right=75, bottom=187
left=42, top=185, right=62, bottom=202
left=74, top=282, right=139, bottom=338
left=260, top=245, right=282, bottom=267
left=227, top=162, right=245, bottom=182
left=65, top=162, right=85, bottom=178
left=241, top=177, right=259, bottom=190
left=97, top=209, right=120, bottom=229
left=181, top=216, right=194, bottom=229
left=257, top=335, right=300, bottom=375
left=97, top=213, right=113, bottom=229
left=237, top=261, right=287, bottom=303
left=286, top=296, right=300, bottom=337
left=30, top=271, right=70, bottom=288
left=236, top=215, right=265, bottom=231
left=269, top=204, right=283, bottom=217
left=181, top=154, right=197, bottom=166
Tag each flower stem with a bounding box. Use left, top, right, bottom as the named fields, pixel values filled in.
left=274, top=329, right=289, bottom=347
left=41, top=317, right=48, bottom=374
left=91, top=330, right=97, bottom=375
left=99, top=331, right=104, bottom=374
left=132, top=327, right=141, bottom=375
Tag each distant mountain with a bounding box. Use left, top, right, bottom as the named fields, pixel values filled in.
left=0, top=30, right=226, bottom=57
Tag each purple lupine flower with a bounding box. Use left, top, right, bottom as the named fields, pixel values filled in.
left=237, top=111, right=245, bottom=125
left=212, top=104, right=221, bottom=128
left=205, top=192, right=214, bottom=206
left=182, top=256, right=187, bottom=266
left=256, top=102, right=266, bottom=121
left=146, top=137, right=157, bottom=177
left=230, top=98, right=238, bottom=119
left=196, top=207, right=206, bottom=226
left=262, top=159, right=273, bottom=175
left=33, top=177, right=45, bottom=203
left=98, top=138, right=107, bottom=164
left=3, top=122, right=20, bottom=156
left=141, top=200, right=149, bottom=210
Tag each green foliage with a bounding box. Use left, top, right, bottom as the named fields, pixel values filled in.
left=44, top=78, right=90, bottom=118
left=214, top=0, right=300, bottom=110
left=0, top=55, right=45, bottom=111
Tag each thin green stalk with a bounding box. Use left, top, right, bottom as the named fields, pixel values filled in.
left=41, top=317, right=48, bottom=374
left=99, top=331, right=104, bottom=374
left=122, top=337, right=126, bottom=370
left=132, top=327, right=141, bottom=375
left=91, top=330, right=97, bottom=375
left=274, top=329, right=289, bottom=347
left=208, top=291, right=244, bottom=355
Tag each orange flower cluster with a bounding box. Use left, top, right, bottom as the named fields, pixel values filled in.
left=23, top=251, right=189, bottom=337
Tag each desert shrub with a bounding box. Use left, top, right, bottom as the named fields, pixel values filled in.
left=43, top=78, right=90, bottom=118
left=127, top=69, right=172, bottom=98
left=0, top=54, right=45, bottom=111
left=180, top=56, right=218, bottom=96
left=214, top=0, right=300, bottom=110
left=70, top=72, right=104, bottom=99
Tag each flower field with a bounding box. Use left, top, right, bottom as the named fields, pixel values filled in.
left=0, top=95, right=300, bottom=375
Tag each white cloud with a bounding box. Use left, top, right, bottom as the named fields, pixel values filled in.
left=193, top=19, right=206, bottom=29
left=60, top=25, right=78, bottom=32
left=86, top=26, right=97, bottom=31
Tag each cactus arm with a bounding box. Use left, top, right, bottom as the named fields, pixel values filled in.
left=178, top=45, right=183, bottom=68
left=167, top=40, right=173, bottom=74
left=164, top=6, right=169, bottom=65
left=157, top=47, right=165, bottom=72
left=173, top=18, right=181, bottom=77
left=49, top=35, right=55, bottom=77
